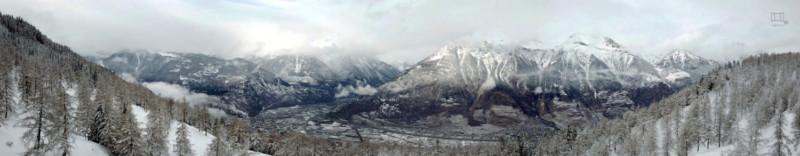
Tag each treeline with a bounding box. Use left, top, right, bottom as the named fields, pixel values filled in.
left=533, top=52, right=800, bottom=155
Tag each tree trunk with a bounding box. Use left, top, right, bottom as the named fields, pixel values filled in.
left=35, top=105, right=43, bottom=152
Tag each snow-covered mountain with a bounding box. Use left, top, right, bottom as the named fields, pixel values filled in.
left=654, top=49, right=719, bottom=87
left=94, top=50, right=400, bottom=116
left=333, top=34, right=717, bottom=135
left=324, top=55, right=402, bottom=87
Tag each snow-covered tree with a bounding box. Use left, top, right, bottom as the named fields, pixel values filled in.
left=794, top=97, right=800, bottom=147
left=208, top=125, right=231, bottom=156
left=18, top=61, right=52, bottom=156
left=746, top=117, right=762, bottom=156
left=74, top=77, right=94, bottom=136
left=714, top=97, right=727, bottom=147
left=662, top=118, right=674, bottom=156
left=195, top=106, right=212, bottom=135
left=643, top=122, right=658, bottom=156
left=228, top=118, right=251, bottom=153
left=48, top=69, right=73, bottom=156
left=111, top=103, right=144, bottom=156
left=89, top=76, right=114, bottom=147
left=175, top=123, right=194, bottom=156
left=0, top=49, right=14, bottom=125
left=145, top=104, right=170, bottom=156
left=772, top=112, right=790, bottom=156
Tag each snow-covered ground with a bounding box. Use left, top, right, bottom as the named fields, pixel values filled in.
left=0, top=114, right=110, bottom=155
left=132, top=105, right=269, bottom=156
left=0, top=79, right=268, bottom=156
left=688, top=112, right=798, bottom=156
left=0, top=105, right=269, bottom=156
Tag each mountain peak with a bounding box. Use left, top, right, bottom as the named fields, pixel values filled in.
left=562, top=33, right=622, bottom=50
left=424, top=42, right=514, bottom=62
left=655, top=49, right=718, bottom=85
left=660, top=49, right=708, bottom=64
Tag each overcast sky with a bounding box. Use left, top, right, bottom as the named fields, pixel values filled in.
left=1, top=0, right=798, bottom=63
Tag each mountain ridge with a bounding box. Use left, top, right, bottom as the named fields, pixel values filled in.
left=332, top=34, right=719, bottom=138
left=93, top=49, right=401, bottom=116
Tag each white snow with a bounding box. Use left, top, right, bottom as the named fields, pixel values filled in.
left=688, top=112, right=797, bottom=156
left=1, top=115, right=111, bottom=155
left=533, top=87, right=543, bottom=94
left=479, top=77, right=496, bottom=93
left=664, top=71, right=690, bottom=82
left=132, top=105, right=269, bottom=156
left=0, top=85, right=267, bottom=156
left=157, top=52, right=179, bottom=58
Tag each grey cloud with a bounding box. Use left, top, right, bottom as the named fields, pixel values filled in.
left=0, top=0, right=798, bottom=63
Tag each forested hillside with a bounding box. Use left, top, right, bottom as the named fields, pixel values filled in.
left=0, top=13, right=275, bottom=155
left=534, top=53, right=800, bottom=155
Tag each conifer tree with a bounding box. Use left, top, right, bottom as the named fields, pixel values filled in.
left=195, top=106, right=211, bottom=135
left=794, top=98, right=800, bottom=147
left=0, top=49, right=14, bottom=125
left=643, top=122, right=658, bottom=156
left=228, top=118, right=250, bottom=153
left=48, top=68, right=73, bottom=156
left=207, top=125, right=231, bottom=156
left=662, top=116, right=673, bottom=156
left=74, top=76, right=94, bottom=136
left=89, top=75, right=113, bottom=147
left=175, top=123, right=194, bottom=156
left=772, top=112, right=790, bottom=156
left=145, top=104, right=169, bottom=156
left=18, top=60, right=55, bottom=155
left=111, top=103, right=144, bottom=156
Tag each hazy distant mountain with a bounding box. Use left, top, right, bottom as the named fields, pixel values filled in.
left=94, top=50, right=400, bottom=116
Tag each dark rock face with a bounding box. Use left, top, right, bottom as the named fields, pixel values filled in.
left=95, top=50, right=400, bottom=116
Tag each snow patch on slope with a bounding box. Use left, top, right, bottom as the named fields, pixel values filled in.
left=664, top=71, right=690, bottom=82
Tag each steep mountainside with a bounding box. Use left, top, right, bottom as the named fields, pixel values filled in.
left=95, top=50, right=400, bottom=116
left=333, top=34, right=718, bottom=136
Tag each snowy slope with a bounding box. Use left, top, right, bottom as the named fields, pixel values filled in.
left=132, top=106, right=269, bottom=156
left=0, top=115, right=110, bottom=155
left=689, top=112, right=797, bottom=156
left=0, top=88, right=268, bottom=156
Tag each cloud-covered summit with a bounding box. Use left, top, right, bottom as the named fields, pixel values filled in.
left=1, top=0, right=798, bottom=63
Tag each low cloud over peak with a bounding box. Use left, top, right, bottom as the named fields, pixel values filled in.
left=1, top=0, right=798, bottom=63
